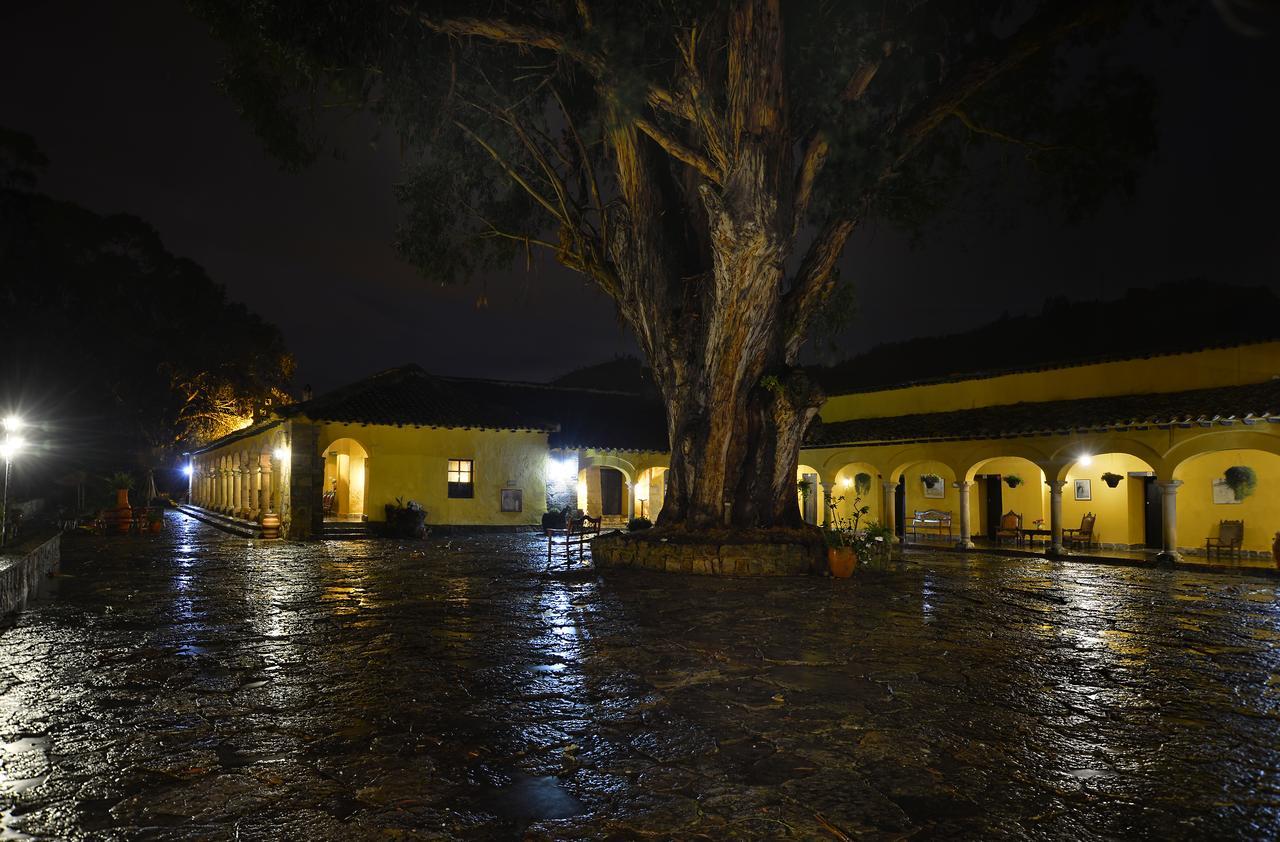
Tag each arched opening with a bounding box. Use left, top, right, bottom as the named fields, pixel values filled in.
left=892, top=460, right=957, bottom=544
left=965, top=457, right=1046, bottom=547
left=1172, top=448, right=1280, bottom=554
left=634, top=467, right=668, bottom=522
left=831, top=462, right=880, bottom=528
left=1061, top=451, right=1157, bottom=550
left=578, top=465, right=630, bottom=524
left=322, top=438, right=369, bottom=520
left=796, top=463, right=821, bottom=525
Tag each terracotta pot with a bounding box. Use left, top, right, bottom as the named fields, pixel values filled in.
left=827, top=546, right=857, bottom=578
left=261, top=511, right=281, bottom=540
left=148, top=517, right=163, bottom=533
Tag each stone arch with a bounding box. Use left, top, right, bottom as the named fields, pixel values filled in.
left=829, top=460, right=881, bottom=526
left=1048, top=437, right=1164, bottom=482
left=320, top=437, right=370, bottom=518
left=1165, top=429, right=1280, bottom=476
left=1170, top=442, right=1280, bottom=553
left=958, top=441, right=1053, bottom=482
left=578, top=456, right=635, bottom=521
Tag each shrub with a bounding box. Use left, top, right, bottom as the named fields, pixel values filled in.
left=921, top=473, right=942, bottom=489
left=384, top=497, right=427, bottom=539
left=541, top=510, right=567, bottom=531
left=627, top=516, right=653, bottom=531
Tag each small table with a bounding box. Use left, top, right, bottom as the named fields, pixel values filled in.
left=1019, top=528, right=1052, bottom=550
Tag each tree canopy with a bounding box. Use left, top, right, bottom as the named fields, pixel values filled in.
left=0, top=130, right=294, bottom=473
left=197, top=0, right=1167, bottom=529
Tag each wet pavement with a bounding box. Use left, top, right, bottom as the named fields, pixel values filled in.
left=2, top=514, right=1279, bottom=840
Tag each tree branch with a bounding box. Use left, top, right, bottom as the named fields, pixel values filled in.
left=949, top=108, right=1064, bottom=152
left=634, top=117, right=721, bottom=182
left=780, top=216, right=857, bottom=361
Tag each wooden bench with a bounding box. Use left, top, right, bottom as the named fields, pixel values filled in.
left=546, top=515, right=601, bottom=570
left=908, top=509, right=953, bottom=542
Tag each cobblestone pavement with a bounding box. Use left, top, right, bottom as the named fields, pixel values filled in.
left=2, top=514, right=1279, bottom=840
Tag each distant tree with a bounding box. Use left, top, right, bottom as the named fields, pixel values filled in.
left=0, top=132, right=294, bottom=470
left=198, top=0, right=1161, bottom=530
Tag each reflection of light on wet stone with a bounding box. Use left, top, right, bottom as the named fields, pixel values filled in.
left=481, top=772, right=585, bottom=821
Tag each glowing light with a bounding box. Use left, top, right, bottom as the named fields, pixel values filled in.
left=2, top=415, right=22, bottom=433
left=1079, top=454, right=1093, bottom=467
left=273, top=447, right=289, bottom=461
left=841, top=476, right=853, bottom=489
left=182, top=464, right=194, bottom=477
left=0, top=435, right=25, bottom=461
left=546, top=456, right=576, bottom=483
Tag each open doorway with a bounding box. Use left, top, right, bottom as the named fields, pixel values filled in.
left=322, top=438, right=368, bottom=520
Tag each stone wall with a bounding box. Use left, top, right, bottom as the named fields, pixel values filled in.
left=287, top=421, right=323, bottom=540
left=592, top=532, right=823, bottom=576
left=0, top=532, right=60, bottom=615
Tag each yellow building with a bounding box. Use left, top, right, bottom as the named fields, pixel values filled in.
left=183, top=365, right=664, bottom=538
left=186, top=342, right=1280, bottom=563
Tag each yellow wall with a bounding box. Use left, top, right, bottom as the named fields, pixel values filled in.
left=635, top=467, right=667, bottom=521
left=901, top=461, right=956, bottom=522
left=822, top=342, right=1280, bottom=422
left=830, top=462, right=881, bottom=527
left=1174, top=449, right=1280, bottom=552
left=1060, top=453, right=1153, bottom=547
left=315, top=422, right=548, bottom=526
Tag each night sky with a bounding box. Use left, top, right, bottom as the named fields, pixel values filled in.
left=3, top=1, right=1278, bottom=393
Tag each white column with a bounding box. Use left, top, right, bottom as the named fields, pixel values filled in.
left=260, top=453, right=274, bottom=515
left=1047, top=479, right=1067, bottom=555
left=953, top=480, right=975, bottom=549
left=882, top=479, right=899, bottom=543
left=249, top=455, right=262, bottom=521
left=821, top=482, right=834, bottom=527
left=1157, top=480, right=1183, bottom=561
left=240, top=452, right=252, bottom=518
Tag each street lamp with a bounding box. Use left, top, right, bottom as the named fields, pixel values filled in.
left=1, top=429, right=26, bottom=548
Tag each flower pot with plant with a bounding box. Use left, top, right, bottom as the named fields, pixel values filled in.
left=1224, top=466, right=1257, bottom=501
left=921, top=473, right=942, bottom=490
left=1101, top=472, right=1124, bottom=488
left=1003, top=474, right=1023, bottom=489
left=107, top=472, right=134, bottom=534
left=147, top=507, right=164, bottom=533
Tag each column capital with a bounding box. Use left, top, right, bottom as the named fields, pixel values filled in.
left=952, top=480, right=973, bottom=490
left=882, top=480, right=898, bottom=491
left=1045, top=479, right=1068, bottom=491
left=1156, top=479, right=1184, bottom=492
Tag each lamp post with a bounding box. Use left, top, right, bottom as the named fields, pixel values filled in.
left=1, top=415, right=26, bottom=548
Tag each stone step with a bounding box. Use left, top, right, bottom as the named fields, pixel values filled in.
left=322, top=522, right=371, bottom=540
left=177, top=505, right=266, bottom=539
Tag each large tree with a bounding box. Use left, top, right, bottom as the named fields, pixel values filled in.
left=199, top=0, right=1159, bottom=530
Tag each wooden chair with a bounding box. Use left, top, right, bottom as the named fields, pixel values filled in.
left=322, top=491, right=336, bottom=515
left=1206, top=520, right=1244, bottom=562
left=1063, top=512, right=1096, bottom=550
left=547, top=515, right=601, bottom=570
left=994, top=510, right=1022, bottom=546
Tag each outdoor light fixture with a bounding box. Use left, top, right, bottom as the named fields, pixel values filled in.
left=273, top=446, right=289, bottom=461
left=841, top=477, right=853, bottom=489
left=0, top=431, right=26, bottom=548
left=182, top=464, right=194, bottom=477
left=546, top=456, right=576, bottom=483
left=1079, top=454, right=1093, bottom=467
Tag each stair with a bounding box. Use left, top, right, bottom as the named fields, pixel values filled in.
left=177, top=505, right=266, bottom=539
left=322, top=521, right=371, bottom=540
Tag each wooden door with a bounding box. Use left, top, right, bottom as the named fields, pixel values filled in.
left=600, top=468, right=624, bottom=516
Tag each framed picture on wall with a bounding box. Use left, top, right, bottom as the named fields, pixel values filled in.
left=1211, top=479, right=1241, bottom=504
left=500, top=488, right=523, bottom=512
left=1073, top=479, right=1091, bottom=501
left=921, top=474, right=945, bottom=499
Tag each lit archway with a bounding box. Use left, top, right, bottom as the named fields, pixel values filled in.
left=321, top=438, right=369, bottom=519
left=796, top=464, right=821, bottom=525
left=635, top=466, right=668, bottom=522
left=964, top=456, right=1046, bottom=544
left=1059, top=451, right=1157, bottom=549
left=830, top=462, right=880, bottom=528
left=1172, top=448, right=1280, bottom=554
left=578, top=465, right=631, bottom=522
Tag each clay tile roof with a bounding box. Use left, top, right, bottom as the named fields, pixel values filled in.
left=276, top=365, right=669, bottom=451
left=809, top=378, right=1280, bottom=448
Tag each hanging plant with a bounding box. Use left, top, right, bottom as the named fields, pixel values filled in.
left=921, top=473, right=942, bottom=490
left=1003, top=474, right=1023, bottom=489
left=1224, top=466, right=1257, bottom=500
left=797, top=479, right=812, bottom=499
left=854, top=472, right=872, bottom=496
left=1101, top=472, right=1124, bottom=488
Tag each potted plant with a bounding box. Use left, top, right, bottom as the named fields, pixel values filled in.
left=1004, top=474, right=1023, bottom=489
left=921, top=473, right=942, bottom=491
left=1224, top=466, right=1257, bottom=501
left=146, top=507, right=164, bottom=533
left=627, top=516, right=652, bottom=531
left=1101, top=472, right=1124, bottom=488
left=384, top=497, right=428, bottom=539
left=797, top=478, right=813, bottom=500
left=824, top=493, right=876, bottom=577
left=108, top=472, right=134, bottom=534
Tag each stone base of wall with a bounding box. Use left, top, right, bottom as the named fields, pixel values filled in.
left=592, top=532, right=825, bottom=576
left=0, top=532, right=61, bottom=615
